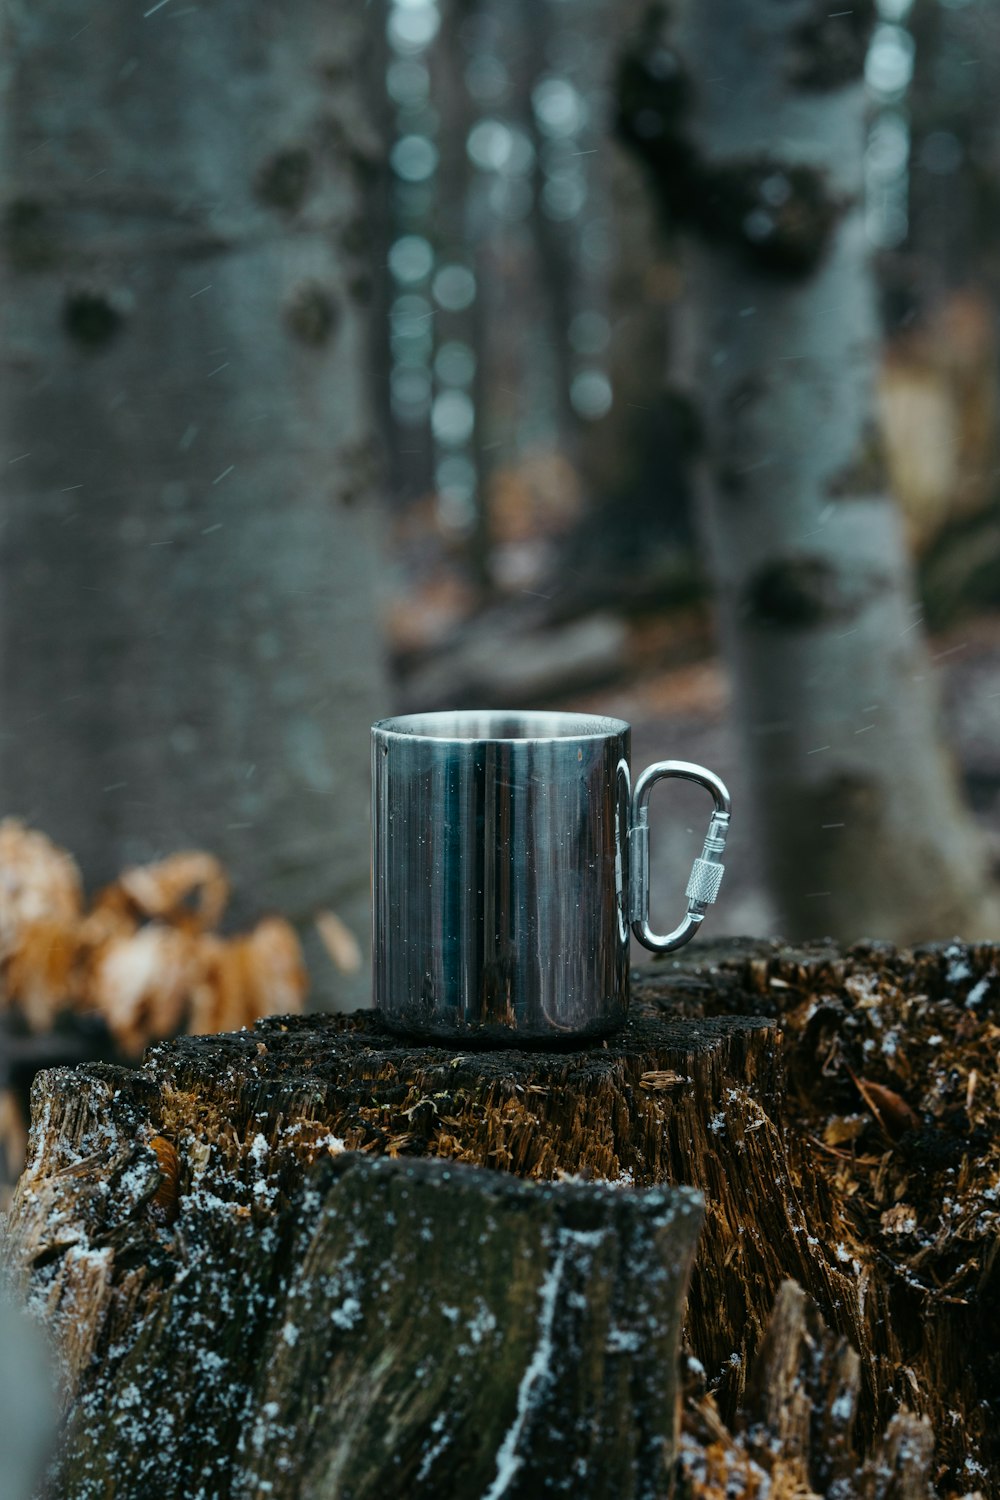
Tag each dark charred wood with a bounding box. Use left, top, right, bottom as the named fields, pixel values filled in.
left=6, top=937, right=999, bottom=1496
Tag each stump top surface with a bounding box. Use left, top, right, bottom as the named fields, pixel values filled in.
left=144, top=990, right=775, bottom=1097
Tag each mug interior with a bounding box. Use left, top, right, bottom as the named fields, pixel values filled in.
left=374, top=709, right=629, bottom=742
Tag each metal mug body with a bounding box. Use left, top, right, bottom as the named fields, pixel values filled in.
left=372, top=710, right=730, bottom=1044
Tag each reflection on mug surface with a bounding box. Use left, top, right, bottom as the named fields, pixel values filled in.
left=372, top=710, right=730, bottom=1044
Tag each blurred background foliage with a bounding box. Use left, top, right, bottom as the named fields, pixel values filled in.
left=4, top=0, right=1000, bottom=1193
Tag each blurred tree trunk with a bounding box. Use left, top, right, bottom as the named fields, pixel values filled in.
left=905, top=0, right=1000, bottom=309
left=429, top=0, right=492, bottom=585
left=884, top=0, right=1000, bottom=624
left=0, top=1, right=388, bottom=1004
left=618, top=0, right=1000, bottom=944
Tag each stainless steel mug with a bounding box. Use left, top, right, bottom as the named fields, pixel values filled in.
left=371, top=710, right=731, bottom=1043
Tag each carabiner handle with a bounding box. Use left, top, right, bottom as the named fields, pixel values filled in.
left=629, top=761, right=731, bottom=954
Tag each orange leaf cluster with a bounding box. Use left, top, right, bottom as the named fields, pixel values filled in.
left=0, top=819, right=307, bottom=1055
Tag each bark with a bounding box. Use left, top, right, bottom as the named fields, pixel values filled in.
left=8, top=939, right=998, bottom=1496
left=647, top=935, right=1000, bottom=1497
left=683, top=1277, right=936, bottom=1500
left=13, top=1149, right=702, bottom=1500
left=0, top=0, right=388, bottom=1006
left=3, top=994, right=756, bottom=1499
left=617, top=2, right=1000, bottom=945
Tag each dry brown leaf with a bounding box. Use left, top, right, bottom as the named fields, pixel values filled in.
left=822, top=1113, right=868, bottom=1148
left=188, top=917, right=307, bottom=1036
left=3, top=918, right=81, bottom=1031
left=966, top=1068, right=979, bottom=1115
left=850, top=1072, right=920, bottom=1138
left=112, top=851, right=229, bottom=931
left=148, top=1135, right=180, bottom=1223
left=88, top=924, right=203, bottom=1056
left=76, top=900, right=138, bottom=950
left=640, top=1070, right=688, bottom=1091
left=0, top=818, right=83, bottom=958
left=881, top=1203, right=918, bottom=1236
left=315, top=910, right=363, bottom=975
left=242, top=917, right=309, bottom=1018
left=0, top=824, right=308, bottom=1053
left=185, top=934, right=236, bottom=1036
left=0, top=1088, right=28, bottom=1186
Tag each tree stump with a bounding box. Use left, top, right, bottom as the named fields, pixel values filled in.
left=5, top=938, right=995, bottom=1497
left=14, top=1142, right=704, bottom=1500
left=5, top=991, right=772, bottom=1498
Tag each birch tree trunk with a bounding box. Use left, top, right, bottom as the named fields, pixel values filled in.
left=0, top=0, right=388, bottom=1004
left=618, top=2, right=999, bottom=943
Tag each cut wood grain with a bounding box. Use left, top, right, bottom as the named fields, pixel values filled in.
left=7, top=937, right=999, bottom=1497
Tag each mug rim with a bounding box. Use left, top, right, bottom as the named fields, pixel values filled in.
left=372, top=708, right=630, bottom=744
